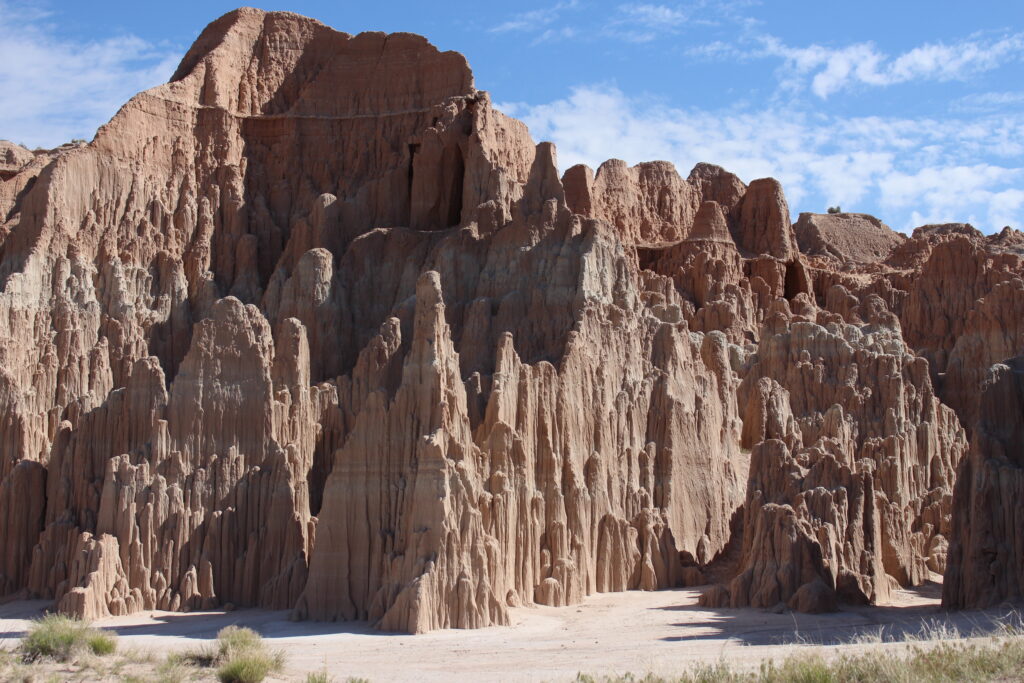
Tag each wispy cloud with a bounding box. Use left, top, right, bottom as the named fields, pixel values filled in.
left=727, top=32, right=1024, bottom=99
left=602, top=3, right=692, bottom=43
left=497, top=84, right=1024, bottom=232
left=0, top=2, right=181, bottom=148
left=951, top=91, right=1024, bottom=113
left=489, top=1, right=758, bottom=44
left=618, top=3, right=689, bottom=26
left=489, top=1, right=579, bottom=33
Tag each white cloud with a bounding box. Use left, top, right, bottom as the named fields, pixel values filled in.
left=0, top=2, right=181, bottom=148
left=989, top=189, right=1024, bottom=229
left=760, top=33, right=1024, bottom=98
left=880, top=166, right=1024, bottom=231
left=497, top=84, right=1024, bottom=233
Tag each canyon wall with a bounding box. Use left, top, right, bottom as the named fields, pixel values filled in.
left=0, top=8, right=1020, bottom=632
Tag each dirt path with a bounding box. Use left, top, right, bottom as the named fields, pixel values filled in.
left=0, top=584, right=1016, bottom=681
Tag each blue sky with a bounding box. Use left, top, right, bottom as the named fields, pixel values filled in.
left=1, top=1, right=1022, bottom=233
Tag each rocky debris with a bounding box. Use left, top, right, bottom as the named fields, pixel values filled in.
left=989, top=226, right=1024, bottom=252
left=913, top=223, right=986, bottom=242
left=794, top=212, right=904, bottom=264
left=0, top=6, right=1017, bottom=631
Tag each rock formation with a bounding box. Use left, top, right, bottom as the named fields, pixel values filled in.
left=944, top=357, right=1024, bottom=608
left=793, top=212, right=904, bottom=265
left=0, top=141, right=33, bottom=181
left=0, top=7, right=1019, bottom=632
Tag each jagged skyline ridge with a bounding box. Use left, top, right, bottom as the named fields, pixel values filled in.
left=1, top=0, right=1021, bottom=233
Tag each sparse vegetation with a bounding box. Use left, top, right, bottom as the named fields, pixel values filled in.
left=212, top=625, right=285, bottom=683
left=154, top=653, right=192, bottom=683
left=9, top=612, right=1023, bottom=683
left=0, top=615, right=309, bottom=681
left=87, top=629, right=118, bottom=656
left=827, top=205, right=842, bottom=214
left=217, top=649, right=285, bottom=683
left=576, top=626, right=1024, bottom=682
left=19, top=613, right=117, bottom=662
left=216, top=625, right=264, bottom=660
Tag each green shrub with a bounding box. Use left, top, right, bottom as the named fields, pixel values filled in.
left=216, top=650, right=284, bottom=683
left=210, top=627, right=285, bottom=683
left=86, top=630, right=118, bottom=656
left=216, top=625, right=263, bottom=660
left=19, top=613, right=115, bottom=662
left=305, top=672, right=332, bottom=683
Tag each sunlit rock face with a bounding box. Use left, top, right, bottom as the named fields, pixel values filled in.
left=0, top=7, right=1018, bottom=632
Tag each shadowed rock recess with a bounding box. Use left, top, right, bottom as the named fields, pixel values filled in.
left=0, top=8, right=1021, bottom=632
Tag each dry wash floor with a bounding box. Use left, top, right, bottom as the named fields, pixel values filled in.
left=0, top=583, right=1017, bottom=681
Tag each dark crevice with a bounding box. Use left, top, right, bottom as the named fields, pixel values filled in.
left=407, top=143, right=420, bottom=226
left=446, top=145, right=464, bottom=227
left=784, top=260, right=809, bottom=300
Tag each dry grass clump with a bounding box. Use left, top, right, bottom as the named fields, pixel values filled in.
left=18, top=613, right=117, bottom=662
left=137, top=624, right=285, bottom=682
left=212, top=625, right=285, bottom=683
left=578, top=621, right=1024, bottom=683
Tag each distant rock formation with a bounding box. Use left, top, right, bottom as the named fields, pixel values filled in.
left=0, top=7, right=1020, bottom=632
left=794, top=212, right=904, bottom=264
left=0, top=141, right=33, bottom=181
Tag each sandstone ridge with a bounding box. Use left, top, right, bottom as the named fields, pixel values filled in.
left=0, top=8, right=1018, bottom=633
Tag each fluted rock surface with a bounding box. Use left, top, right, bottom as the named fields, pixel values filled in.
left=0, top=7, right=1018, bottom=631
left=944, top=357, right=1024, bottom=608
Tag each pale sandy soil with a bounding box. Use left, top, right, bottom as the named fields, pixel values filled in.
left=0, top=583, right=1018, bottom=682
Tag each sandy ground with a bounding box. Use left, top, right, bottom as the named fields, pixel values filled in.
left=0, top=583, right=1018, bottom=681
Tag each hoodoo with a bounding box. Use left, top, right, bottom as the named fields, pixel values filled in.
left=0, top=8, right=1021, bottom=633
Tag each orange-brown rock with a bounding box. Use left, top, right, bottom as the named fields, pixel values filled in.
left=562, top=160, right=700, bottom=246
left=701, top=306, right=965, bottom=610
left=0, top=8, right=747, bottom=632
left=0, top=141, right=33, bottom=180
left=0, top=6, right=1017, bottom=631
left=735, top=178, right=798, bottom=260
left=794, top=212, right=904, bottom=264
left=944, top=357, right=1024, bottom=608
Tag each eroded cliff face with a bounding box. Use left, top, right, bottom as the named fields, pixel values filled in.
left=0, top=8, right=1018, bottom=632
left=944, top=357, right=1024, bottom=609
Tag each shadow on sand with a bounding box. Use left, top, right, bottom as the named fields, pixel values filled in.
left=652, top=582, right=1023, bottom=647
left=0, top=601, right=399, bottom=642
left=0, top=583, right=1020, bottom=650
